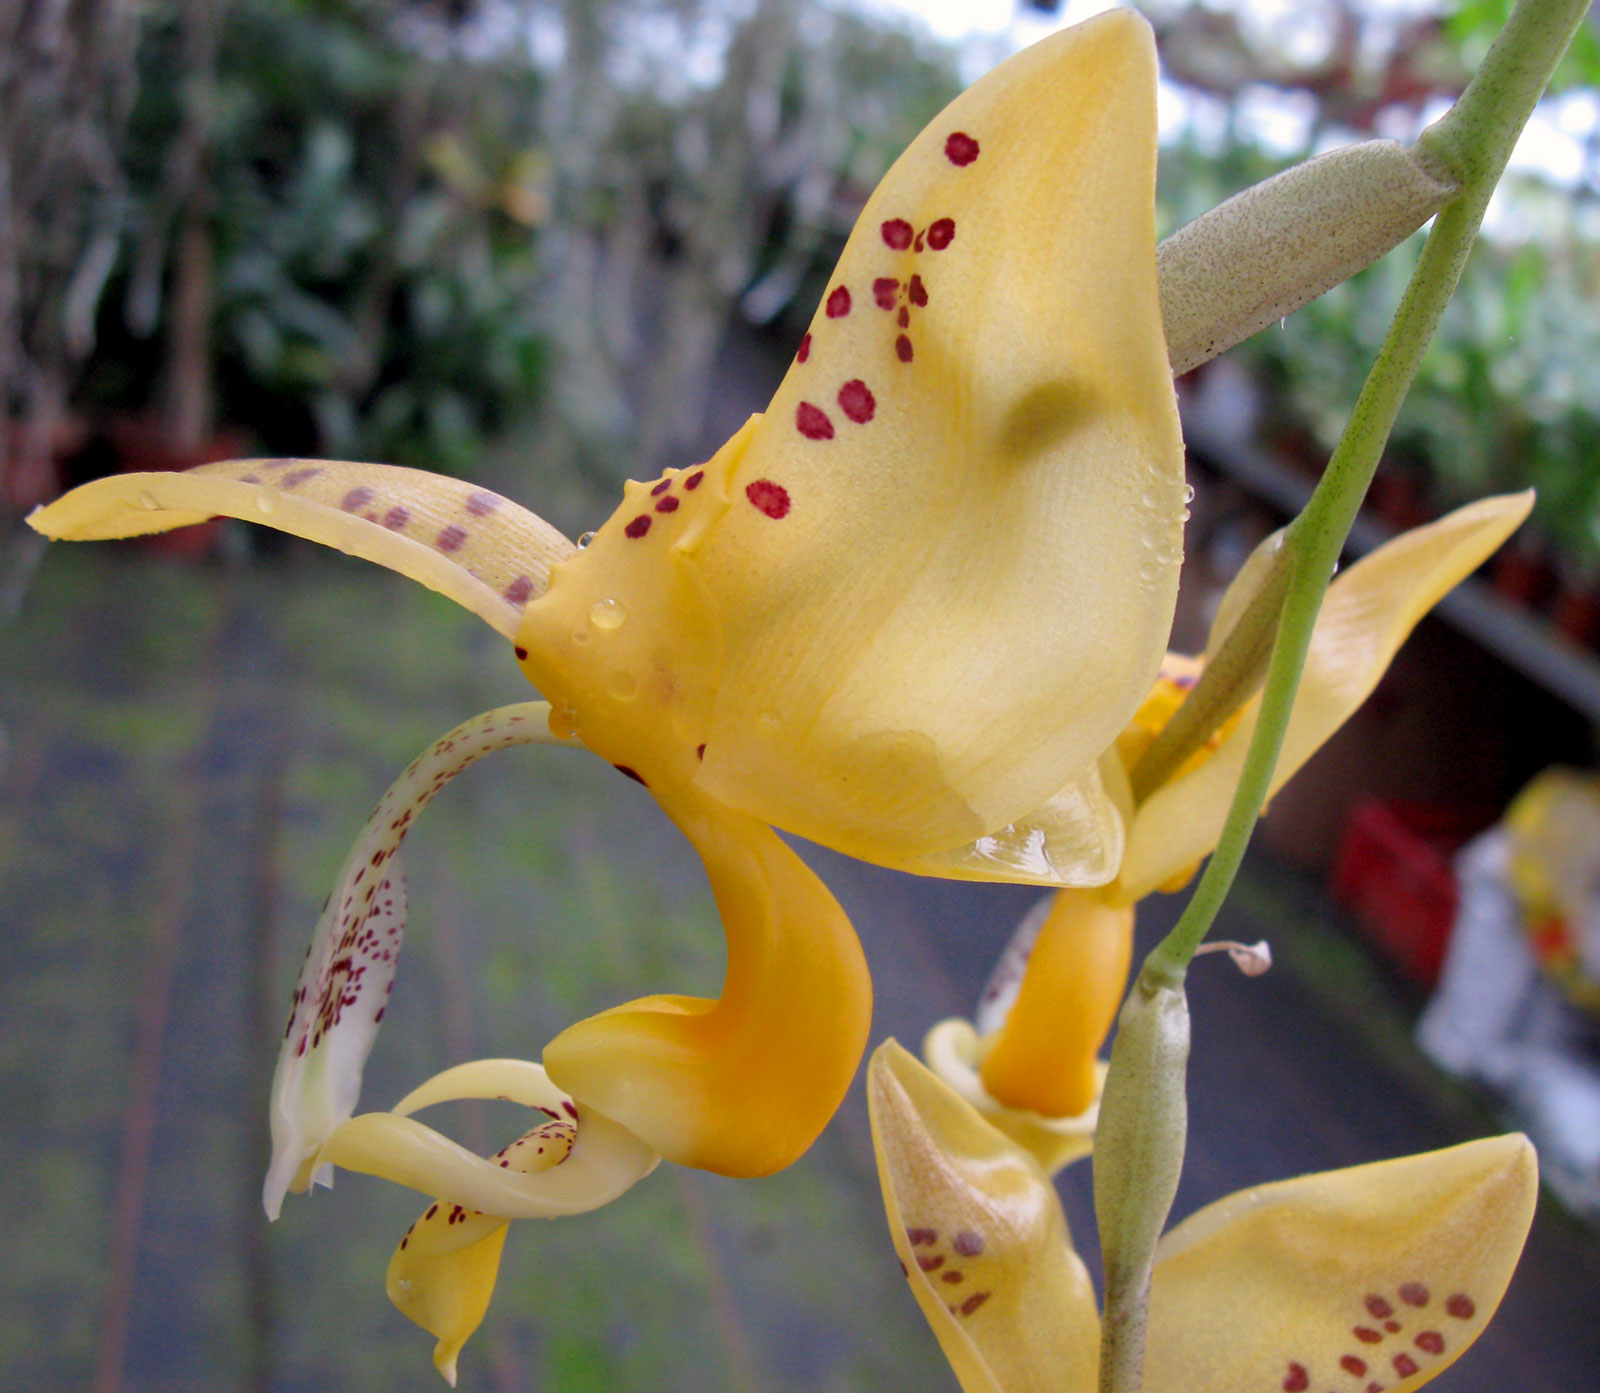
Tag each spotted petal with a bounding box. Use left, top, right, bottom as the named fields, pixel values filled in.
left=868, top=1040, right=1100, bottom=1393
left=28, top=458, right=574, bottom=639
left=542, top=786, right=872, bottom=1177
left=1117, top=493, right=1533, bottom=901
left=1145, top=1135, right=1537, bottom=1393
left=516, top=9, right=1183, bottom=879
left=264, top=703, right=578, bottom=1218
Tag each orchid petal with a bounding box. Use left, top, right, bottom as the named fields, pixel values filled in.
left=541, top=788, right=871, bottom=1177
left=1118, top=493, right=1533, bottom=901
left=924, top=1020, right=1102, bottom=1177
left=387, top=1114, right=577, bottom=1386
left=979, top=888, right=1133, bottom=1119
left=517, top=9, right=1184, bottom=870
left=28, top=459, right=574, bottom=639
left=869, top=1041, right=1100, bottom=1393
left=315, top=1060, right=659, bottom=1219
left=264, top=704, right=579, bottom=1219
left=1145, top=1135, right=1538, bottom=1393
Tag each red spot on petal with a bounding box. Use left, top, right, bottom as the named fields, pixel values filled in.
left=881, top=219, right=913, bottom=250
left=917, top=1254, right=944, bottom=1272
left=953, top=1230, right=984, bottom=1256
left=1384, top=1321, right=1401, bottom=1334
left=1354, top=1328, right=1382, bottom=1344
left=913, top=229, right=925, bottom=252
left=282, top=466, right=322, bottom=488
left=1367, top=1384, right=1384, bottom=1393
left=655, top=495, right=680, bottom=513
left=927, top=217, right=955, bottom=250
left=826, top=285, right=851, bottom=317
left=613, top=765, right=646, bottom=785
left=340, top=486, right=375, bottom=512
left=650, top=478, right=671, bottom=496
left=906, top=1228, right=937, bottom=1247
left=1341, top=1356, right=1368, bottom=1377
left=624, top=515, right=652, bottom=538
left=941, top=1270, right=963, bottom=1284
left=959, top=1292, right=989, bottom=1317
left=562, top=1100, right=579, bottom=1120
left=897, top=306, right=910, bottom=328
left=838, top=378, right=876, bottom=424
left=895, top=334, right=914, bottom=363
left=1392, top=1354, right=1418, bottom=1378
left=514, top=645, right=529, bottom=660
left=909, top=273, right=928, bottom=306
left=383, top=505, right=410, bottom=530
left=873, top=277, right=899, bottom=309
left=696, top=743, right=706, bottom=760
left=1445, top=1294, right=1475, bottom=1320
left=945, top=131, right=980, bottom=166
left=796, top=332, right=811, bottom=363
left=796, top=402, right=834, bottom=440
left=1415, top=1332, right=1444, bottom=1355
left=1282, top=1366, right=1309, bottom=1393
left=685, top=469, right=704, bottom=489
left=1399, top=1283, right=1429, bottom=1308
left=1366, top=1296, right=1395, bottom=1320
left=436, top=524, right=467, bottom=552
left=745, top=479, right=791, bottom=519
left=505, top=575, right=534, bottom=606
left=466, top=490, right=501, bottom=515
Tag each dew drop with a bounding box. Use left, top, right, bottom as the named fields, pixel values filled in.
left=589, top=598, right=627, bottom=630
left=549, top=704, right=580, bottom=739
left=577, top=531, right=596, bottom=549
left=255, top=487, right=278, bottom=515
left=1183, top=483, right=1196, bottom=504
left=609, top=671, right=639, bottom=701
left=137, top=490, right=159, bottom=511
left=758, top=711, right=782, bottom=734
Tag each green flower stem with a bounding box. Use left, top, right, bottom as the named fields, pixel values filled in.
left=1095, top=2, right=1590, bottom=1390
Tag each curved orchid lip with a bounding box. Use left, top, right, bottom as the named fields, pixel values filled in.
left=870, top=1040, right=1539, bottom=1393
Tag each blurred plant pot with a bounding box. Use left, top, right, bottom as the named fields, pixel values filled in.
left=1551, top=567, right=1600, bottom=649
left=108, top=416, right=250, bottom=558
left=2, top=414, right=89, bottom=511
left=1366, top=467, right=1431, bottom=531
left=1491, top=536, right=1557, bottom=611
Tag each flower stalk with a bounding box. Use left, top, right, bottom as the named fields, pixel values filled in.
left=1097, top=1, right=1593, bottom=1389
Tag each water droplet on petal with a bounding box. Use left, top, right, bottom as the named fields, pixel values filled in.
left=255, top=487, right=278, bottom=515
left=549, top=704, right=580, bottom=739
left=137, top=490, right=159, bottom=511
left=589, top=598, right=627, bottom=630
left=577, top=531, right=596, bottom=549
left=758, top=711, right=782, bottom=734
left=609, top=671, right=639, bottom=701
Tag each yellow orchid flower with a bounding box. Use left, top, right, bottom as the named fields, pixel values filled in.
left=930, top=492, right=1534, bottom=1167
left=870, top=1039, right=1537, bottom=1393
left=29, top=8, right=1186, bottom=1377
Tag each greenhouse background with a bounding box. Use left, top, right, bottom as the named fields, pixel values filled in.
left=5, top=0, right=1600, bottom=1389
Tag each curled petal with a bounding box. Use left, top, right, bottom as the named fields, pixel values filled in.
left=1118, top=493, right=1534, bottom=901
left=1146, top=1135, right=1538, bottom=1393
left=869, top=1041, right=1100, bottom=1393
left=542, top=788, right=871, bottom=1176
left=518, top=10, right=1184, bottom=868
left=28, top=459, right=574, bottom=639
left=924, top=1020, right=1102, bottom=1178
left=264, top=705, right=579, bottom=1219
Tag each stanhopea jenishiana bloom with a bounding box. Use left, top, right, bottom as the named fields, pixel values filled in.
left=926, top=492, right=1534, bottom=1171
left=30, top=9, right=1189, bottom=1379
left=870, top=1039, right=1536, bottom=1393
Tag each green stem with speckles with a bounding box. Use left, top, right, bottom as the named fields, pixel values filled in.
left=1095, top=2, right=1591, bottom=1390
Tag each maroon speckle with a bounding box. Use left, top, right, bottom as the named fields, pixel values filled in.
left=685, top=470, right=704, bottom=490
left=873, top=277, right=899, bottom=309
left=1399, top=1283, right=1429, bottom=1308
left=917, top=1254, right=944, bottom=1272
left=514, top=645, right=529, bottom=660
left=425, top=1204, right=439, bottom=1219
left=914, top=230, right=926, bottom=252
left=745, top=479, right=791, bottom=519
left=562, top=1100, right=579, bottom=1120
left=466, top=490, right=501, bottom=515
left=927, top=217, right=956, bottom=250
left=614, top=765, right=647, bottom=785
left=1366, top=1296, right=1395, bottom=1320
left=953, top=1230, right=984, bottom=1256
left=895, top=335, right=914, bottom=363
left=906, top=1228, right=937, bottom=1247
left=656, top=495, right=680, bottom=514
left=1367, top=1384, right=1384, bottom=1393
left=838, top=379, right=876, bottom=424
left=1392, top=1354, right=1419, bottom=1378
left=1446, top=1294, right=1475, bottom=1320
left=436, top=524, right=467, bottom=552
left=826, top=285, right=852, bottom=318
left=796, top=402, right=834, bottom=440
left=1341, top=1356, right=1368, bottom=1377
left=624, top=515, right=652, bottom=539
left=1384, top=1321, right=1401, bottom=1334
left=958, top=1292, right=990, bottom=1317
left=881, top=219, right=913, bottom=250
left=941, top=1270, right=963, bottom=1285
left=1282, top=1364, right=1309, bottom=1393
left=796, top=332, right=811, bottom=363
left=505, top=575, right=534, bottom=606
left=340, top=486, right=375, bottom=512
left=383, top=505, right=410, bottom=530
left=651, top=478, right=672, bottom=496
left=945, top=131, right=980, bottom=165
left=897, top=306, right=910, bottom=328
left=908, top=274, right=928, bottom=307
left=1353, top=1327, right=1382, bottom=1344
left=282, top=466, right=322, bottom=488
left=1415, top=1332, right=1445, bottom=1355
left=696, top=743, right=706, bottom=760
left=400, top=1235, right=409, bottom=1249
left=373, top=1006, right=385, bottom=1022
